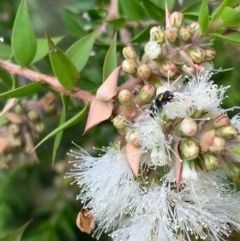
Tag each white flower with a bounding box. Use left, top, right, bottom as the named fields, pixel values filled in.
left=67, top=146, right=139, bottom=235
left=231, top=113, right=240, bottom=132
left=161, top=70, right=229, bottom=119
left=144, top=41, right=161, bottom=60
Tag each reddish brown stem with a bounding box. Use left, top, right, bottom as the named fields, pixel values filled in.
left=0, top=60, right=94, bottom=103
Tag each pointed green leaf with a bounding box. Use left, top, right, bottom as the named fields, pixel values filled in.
left=33, top=105, right=87, bottom=151
left=46, top=33, right=79, bottom=90
left=119, top=0, right=145, bottom=21
left=221, top=7, right=240, bottom=27
left=52, top=96, right=69, bottom=163
left=211, top=0, right=239, bottom=21
left=0, top=81, right=42, bottom=98
left=12, top=0, right=37, bottom=66
left=211, top=32, right=240, bottom=43
left=198, top=0, right=209, bottom=34
left=102, top=33, right=117, bottom=81
left=0, top=220, right=32, bottom=241
left=131, top=26, right=151, bottom=43
left=141, top=1, right=164, bottom=21
left=32, top=37, right=62, bottom=63
left=182, top=2, right=202, bottom=19
left=66, top=31, right=97, bottom=72
left=0, top=43, right=12, bottom=60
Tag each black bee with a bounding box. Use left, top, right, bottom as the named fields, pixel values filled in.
left=150, top=91, right=174, bottom=118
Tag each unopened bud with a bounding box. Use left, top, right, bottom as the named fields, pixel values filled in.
left=227, top=163, right=240, bottom=182
left=179, top=27, right=192, bottom=41
left=118, top=89, right=133, bottom=106
left=215, top=125, right=238, bottom=140
left=112, top=115, right=127, bottom=130
left=10, top=137, right=22, bottom=148
left=179, top=139, right=199, bottom=161
left=144, top=41, right=161, bottom=60
left=188, top=48, right=205, bottom=64
left=176, top=118, right=198, bottom=137
left=9, top=124, right=20, bottom=135
left=213, top=114, right=231, bottom=128
left=137, top=64, right=152, bottom=80
left=122, top=46, right=138, bottom=59
left=209, top=136, right=225, bottom=153
left=181, top=64, right=196, bottom=76
left=204, top=48, right=216, bottom=61
left=136, top=84, right=156, bottom=105
left=203, top=152, right=219, bottom=170
left=159, top=62, right=177, bottom=78
left=126, top=130, right=141, bottom=147
left=122, top=59, right=138, bottom=75
left=27, top=110, right=40, bottom=122
left=165, top=27, right=178, bottom=43
left=150, top=26, right=165, bottom=44
left=170, top=12, right=183, bottom=28
left=35, top=123, right=45, bottom=133
left=188, top=22, right=200, bottom=34
left=182, top=160, right=198, bottom=180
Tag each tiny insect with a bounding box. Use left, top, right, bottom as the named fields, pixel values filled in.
left=150, top=91, right=174, bottom=118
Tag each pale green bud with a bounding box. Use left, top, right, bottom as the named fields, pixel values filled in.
left=215, top=125, right=238, bottom=140
left=112, top=115, right=127, bottom=130
left=35, top=123, right=45, bottom=133
left=136, top=84, right=156, bottom=105
left=209, top=136, right=225, bottom=153
left=165, top=27, right=178, bottom=43
left=179, top=27, right=192, bottom=41
left=150, top=26, right=165, bottom=44
left=188, top=48, right=205, bottom=64
left=176, top=118, right=198, bottom=137
left=9, top=124, right=20, bottom=135
left=204, top=48, right=216, bottom=61
left=122, top=59, right=138, bottom=75
left=122, top=46, right=138, bottom=59
left=181, top=64, right=196, bottom=76
left=180, top=139, right=199, bottom=161
left=203, top=152, right=219, bottom=170
left=28, top=110, right=40, bottom=122
left=213, top=114, right=231, bottom=128
left=227, top=163, right=240, bottom=182
left=137, top=64, right=152, bottom=80
left=118, top=89, right=133, bottom=106
left=126, top=130, right=141, bottom=147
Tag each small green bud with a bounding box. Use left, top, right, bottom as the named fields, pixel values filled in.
left=118, top=89, right=133, bottom=106
left=179, top=27, right=192, bottom=41
left=215, top=125, right=238, bottom=140
left=165, top=27, right=178, bottom=43
left=188, top=48, right=205, bottom=64
left=176, top=118, right=198, bottom=137
left=35, top=123, right=45, bottom=133
left=204, top=48, right=216, bottom=61
left=10, top=137, right=22, bottom=148
left=181, top=64, right=196, bottom=76
left=9, top=124, right=20, bottom=135
left=126, top=130, right=141, bottom=147
left=137, top=64, right=152, bottom=80
left=213, top=114, right=231, bottom=128
left=150, top=26, right=165, bottom=44
left=188, top=22, right=200, bottom=34
left=169, top=12, right=184, bottom=28
left=179, top=139, right=199, bottom=161
left=122, top=59, right=138, bottom=75
left=112, top=115, right=127, bottom=130
left=122, top=46, right=138, bottom=59
left=203, top=152, right=219, bottom=170
left=227, top=163, right=240, bottom=182
left=27, top=110, right=40, bottom=122
left=136, top=84, right=156, bottom=105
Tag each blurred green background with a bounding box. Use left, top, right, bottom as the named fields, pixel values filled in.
left=0, top=0, right=240, bottom=241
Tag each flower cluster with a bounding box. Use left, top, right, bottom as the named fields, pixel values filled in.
left=68, top=10, right=240, bottom=241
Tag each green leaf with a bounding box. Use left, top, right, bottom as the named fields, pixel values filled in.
left=119, top=0, right=145, bottom=21
left=45, top=33, right=79, bottom=90
left=107, top=18, right=126, bottom=29
left=211, top=32, right=240, bottom=43
left=12, top=0, right=37, bottom=66
left=211, top=0, right=239, bottom=21
left=0, top=81, right=42, bottom=98
left=102, top=33, right=117, bottom=81
left=151, top=0, right=175, bottom=11
left=141, top=1, right=164, bottom=21
left=198, top=0, right=209, bottom=34
left=182, top=1, right=202, bottom=19
left=52, top=96, right=69, bottom=163
left=221, top=7, right=240, bottom=27
left=0, top=43, right=12, bottom=60
left=131, top=26, right=152, bottom=43
left=66, top=31, right=97, bottom=72
left=33, top=105, right=87, bottom=151
left=0, top=220, right=32, bottom=241
left=32, top=37, right=63, bottom=63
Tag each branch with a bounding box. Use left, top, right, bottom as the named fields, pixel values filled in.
left=0, top=60, right=94, bottom=103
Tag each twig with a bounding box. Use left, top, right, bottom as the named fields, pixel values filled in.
left=0, top=60, right=94, bottom=103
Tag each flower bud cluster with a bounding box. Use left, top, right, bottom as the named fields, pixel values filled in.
left=122, top=11, right=216, bottom=88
